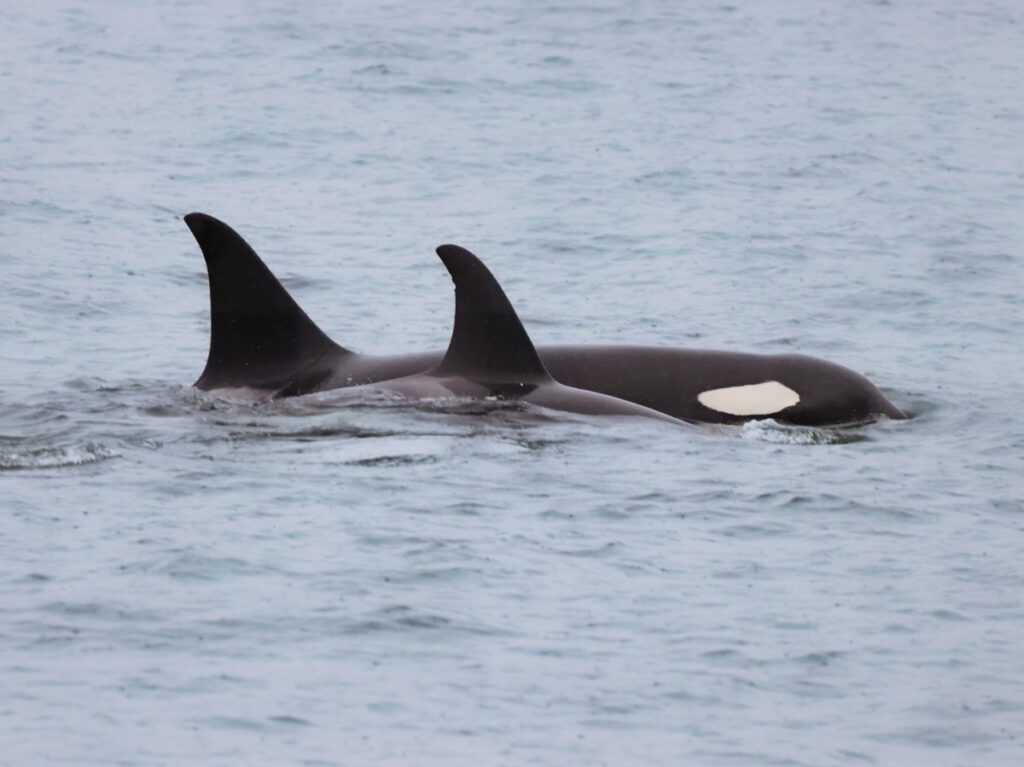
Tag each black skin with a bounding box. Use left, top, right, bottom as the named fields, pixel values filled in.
left=184, top=213, right=906, bottom=427
left=331, top=244, right=691, bottom=426
left=262, top=346, right=904, bottom=426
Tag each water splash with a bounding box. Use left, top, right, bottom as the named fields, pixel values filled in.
left=0, top=441, right=119, bottom=470
left=737, top=419, right=869, bottom=445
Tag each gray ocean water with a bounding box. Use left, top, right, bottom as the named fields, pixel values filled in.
left=2, top=1, right=1023, bottom=764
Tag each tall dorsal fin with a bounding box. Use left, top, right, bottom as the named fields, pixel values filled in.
left=430, top=244, right=551, bottom=385
left=184, top=213, right=348, bottom=391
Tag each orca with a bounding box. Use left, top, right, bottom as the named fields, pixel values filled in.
left=338, top=244, right=689, bottom=425
left=183, top=213, right=906, bottom=426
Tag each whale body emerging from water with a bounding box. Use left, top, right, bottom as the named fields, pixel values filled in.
left=183, top=213, right=906, bottom=427
left=340, top=244, right=688, bottom=426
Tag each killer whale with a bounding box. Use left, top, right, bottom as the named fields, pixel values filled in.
left=338, top=244, right=689, bottom=425
left=183, top=213, right=906, bottom=426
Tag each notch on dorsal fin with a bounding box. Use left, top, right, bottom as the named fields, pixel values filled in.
left=431, top=244, right=551, bottom=386
left=184, top=213, right=349, bottom=392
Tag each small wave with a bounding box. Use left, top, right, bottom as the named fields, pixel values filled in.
left=225, top=424, right=409, bottom=443
left=888, top=391, right=934, bottom=420
left=304, top=388, right=562, bottom=425
left=199, top=716, right=266, bottom=732
left=268, top=715, right=311, bottom=727
left=344, top=454, right=438, bottom=467
left=342, top=605, right=504, bottom=637
left=738, top=419, right=868, bottom=445
left=124, top=550, right=281, bottom=581
left=0, top=441, right=119, bottom=471
left=353, top=63, right=394, bottom=76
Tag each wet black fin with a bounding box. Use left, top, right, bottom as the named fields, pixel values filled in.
left=184, top=213, right=348, bottom=391
left=431, top=244, right=551, bottom=386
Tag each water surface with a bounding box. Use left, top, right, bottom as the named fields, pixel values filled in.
left=2, top=1, right=1023, bottom=764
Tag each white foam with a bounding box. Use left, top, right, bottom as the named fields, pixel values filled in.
left=0, top=442, right=119, bottom=471
left=738, top=419, right=867, bottom=445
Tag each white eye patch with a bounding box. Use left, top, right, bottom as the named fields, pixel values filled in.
left=697, top=380, right=800, bottom=416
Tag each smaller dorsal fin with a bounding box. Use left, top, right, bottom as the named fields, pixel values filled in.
left=431, top=245, right=551, bottom=385
left=184, top=213, right=348, bottom=391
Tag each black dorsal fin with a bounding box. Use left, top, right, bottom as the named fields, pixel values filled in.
left=184, top=213, right=348, bottom=391
left=431, top=244, right=551, bottom=385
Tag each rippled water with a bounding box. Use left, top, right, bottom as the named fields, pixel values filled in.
left=2, top=1, right=1023, bottom=764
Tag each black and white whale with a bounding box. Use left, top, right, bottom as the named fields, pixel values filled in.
left=183, top=213, right=906, bottom=426
left=339, top=244, right=689, bottom=425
